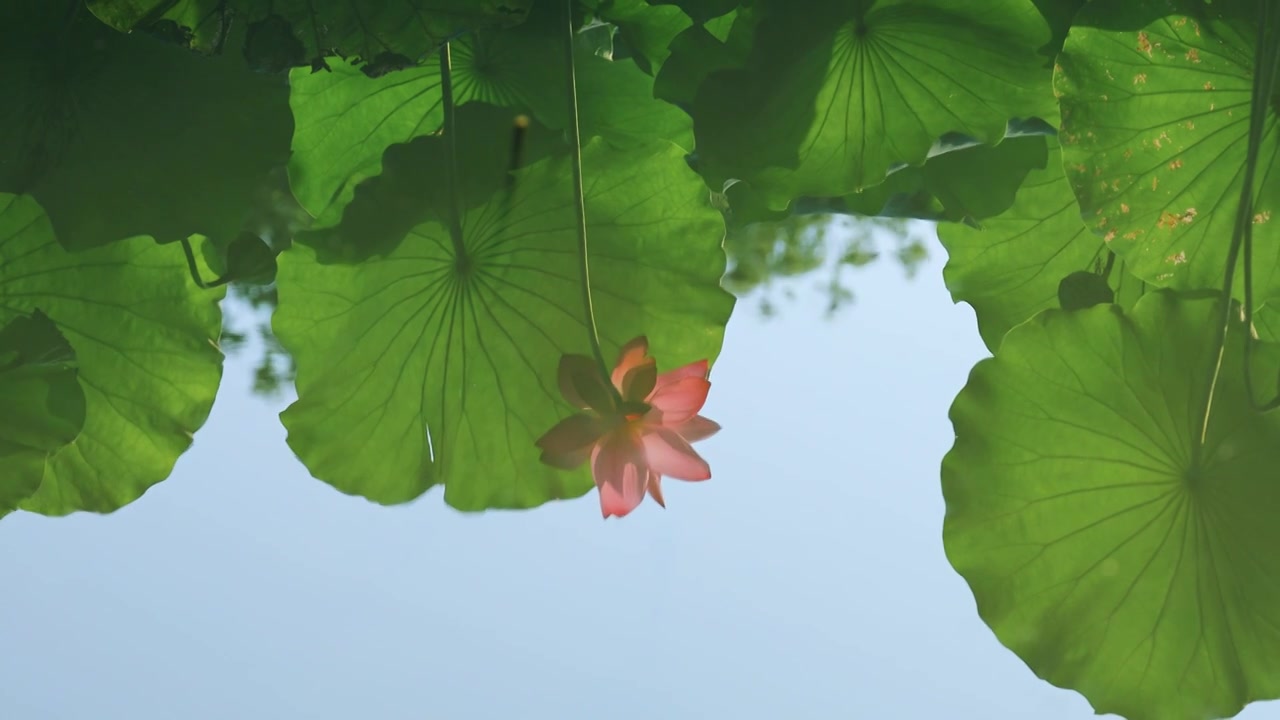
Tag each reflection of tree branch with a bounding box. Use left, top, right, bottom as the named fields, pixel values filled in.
left=724, top=212, right=929, bottom=320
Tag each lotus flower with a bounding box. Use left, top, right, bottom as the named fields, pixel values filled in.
left=536, top=336, right=720, bottom=518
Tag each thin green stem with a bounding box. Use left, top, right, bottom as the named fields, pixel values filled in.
left=1196, top=0, right=1280, bottom=446
left=561, top=0, right=617, bottom=395
left=439, top=41, right=469, bottom=265
left=1241, top=1, right=1280, bottom=411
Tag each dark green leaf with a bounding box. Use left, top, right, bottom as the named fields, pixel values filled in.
left=1056, top=269, right=1114, bottom=310
left=223, top=232, right=278, bottom=285
left=1030, top=0, right=1089, bottom=63
left=588, top=0, right=692, bottom=73
left=0, top=1, right=292, bottom=250
left=85, top=0, right=234, bottom=53
left=690, top=0, right=1058, bottom=206
left=845, top=133, right=1051, bottom=222
left=303, top=102, right=562, bottom=263
left=0, top=310, right=85, bottom=516
left=87, top=0, right=534, bottom=60
left=648, top=0, right=738, bottom=23
left=653, top=21, right=744, bottom=106
left=288, top=3, right=689, bottom=224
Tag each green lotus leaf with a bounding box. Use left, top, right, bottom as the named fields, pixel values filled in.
left=944, top=290, right=1280, bottom=720
left=586, top=0, right=691, bottom=72
left=939, top=138, right=1153, bottom=349
left=285, top=16, right=556, bottom=224
left=653, top=22, right=740, bottom=106
left=0, top=194, right=224, bottom=515
left=689, top=0, right=1057, bottom=207
left=84, top=0, right=235, bottom=53
left=1256, top=304, right=1280, bottom=343
left=86, top=0, right=533, bottom=60
left=0, top=310, right=85, bottom=517
left=303, top=102, right=565, bottom=264
left=1056, top=270, right=1115, bottom=310
left=843, top=132, right=1051, bottom=223
left=1031, top=0, right=1089, bottom=62
left=647, top=0, right=738, bottom=23
left=222, top=232, right=279, bottom=286
left=289, top=3, right=689, bottom=225
left=650, top=6, right=749, bottom=109
left=1055, top=0, right=1279, bottom=300
left=275, top=139, right=733, bottom=510
left=0, top=0, right=292, bottom=250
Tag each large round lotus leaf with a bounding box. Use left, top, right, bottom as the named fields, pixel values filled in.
left=0, top=194, right=224, bottom=515
left=689, top=0, right=1056, bottom=207
left=86, top=0, right=533, bottom=60
left=274, top=140, right=733, bottom=510
left=944, top=290, right=1280, bottom=720
left=0, top=1, right=292, bottom=251
left=288, top=3, right=688, bottom=225
left=0, top=311, right=85, bottom=517
left=940, top=137, right=1143, bottom=350
left=1055, top=0, right=1280, bottom=301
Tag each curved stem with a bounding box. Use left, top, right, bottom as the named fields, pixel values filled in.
left=439, top=41, right=469, bottom=264
left=561, top=0, right=616, bottom=393
left=1196, top=0, right=1280, bottom=445
left=179, top=237, right=229, bottom=290
left=1240, top=1, right=1280, bottom=411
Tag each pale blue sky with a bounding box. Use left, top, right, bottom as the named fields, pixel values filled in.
left=2, top=228, right=1277, bottom=720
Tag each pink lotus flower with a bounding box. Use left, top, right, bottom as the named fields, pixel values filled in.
left=536, top=336, right=720, bottom=518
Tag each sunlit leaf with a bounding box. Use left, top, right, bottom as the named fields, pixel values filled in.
left=288, top=3, right=689, bottom=224
left=1055, top=0, right=1279, bottom=300
left=0, top=194, right=224, bottom=515
left=275, top=140, right=732, bottom=509
left=0, top=1, right=292, bottom=250
left=944, top=290, right=1280, bottom=720
left=653, top=22, right=739, bottom=106
left=0, top=310, right=85, bottom=517
left=1030, top=0, right=1089, bottom=64
left=939, top=137, right=1147, bottom=349
left=690, top=0, right=1057, bottom=207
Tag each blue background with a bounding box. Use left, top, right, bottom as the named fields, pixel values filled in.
left=4, top=231, right=1277, bottom=719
